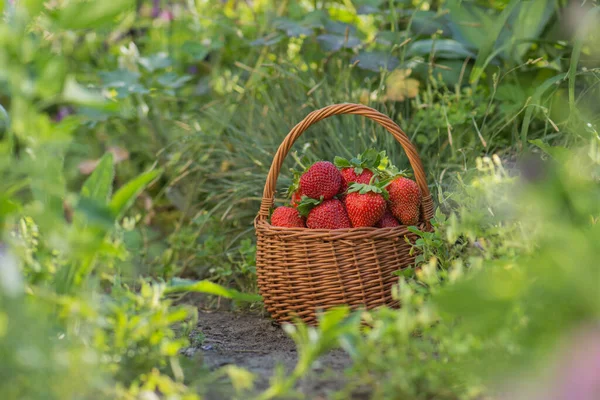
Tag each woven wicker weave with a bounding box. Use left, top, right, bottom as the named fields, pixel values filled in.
left=255, top=103, right=434, bottom=325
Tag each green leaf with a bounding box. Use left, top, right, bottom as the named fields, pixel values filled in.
left=317, top=34, right=361, bottom=52
left=395, top=267, right=415, bottom=278
left=139, top=53, right=173, bottom=73
left=468, top=0, right=521, bottom=85
left=109, top=169, right=162, bottom=219
left=274, top=17, right=314, bottom=37
left=75, top=197, right=115, bottom=230
left=568, top=7, right=600, bottom=114
left=250, top=34, right=284, bottom=47
left=347, top=182, right=383, bottom=195
left=81, top=152, right=114, bottom=203
left=63, top=76, right=114, bottom=109
left=57, top=0, right=135, bottom=30
left=324, top=18, right=359, bottom=35
left=407, top=39, right=476, bottom=60
left=377, top=152, right=390, bottom=170
left=410, top=10, right=449, bottom=36
left=317, top=306, right=350, bottom=332
left=99, top=69, right=149, bottom=98
left=100, top=69, right=140, bottom=87
left=376, top=30, right=409, bottom=47
left=529, top=140, right=572, bottom=163
left=156, top=73, right=192, bottom=89
left=164, top=279, right=262, bottom=302
left=406, top=226, right=424, bottom=235
left=504, top=0, right=556, bottom=62
left=357, top=5, right=380, bottom=15
left=351, top=51, right=400, bottom=72
left=414, top=58, right=473, bottom=87
left=333, top=156, right=352, bottom=168
left=296, top=196, right=322, bottom=217
left=520, top=73, right=566, bottom=144
left=181, top=41, right=210, bottom=61
left=446, top=0, right=493, bottom=50
left=360, top=148, right=381, bottom=167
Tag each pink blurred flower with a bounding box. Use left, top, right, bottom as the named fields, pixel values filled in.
left=551, top=325, right=600, bottom=400
left=498, top=324, right=600, bottom=400
left=158, top=10, right=173, bottom=22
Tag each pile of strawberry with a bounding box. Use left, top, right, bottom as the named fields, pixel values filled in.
left=270, top=150, right=422, bottom=229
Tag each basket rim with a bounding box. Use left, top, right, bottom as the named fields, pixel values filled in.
left=255, top=217, right=429, bottom=232
left=254, top=218, right=431, bottom=240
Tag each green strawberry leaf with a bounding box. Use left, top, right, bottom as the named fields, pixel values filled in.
left=334, top=156, right=352, bottom=168
left=380, top=166, right=411, bottom=180
left=348, top=181, right=391, bottom=200
left=348, top=182, right=382, bottom=194
left=360, top=148, right=379, bottom=162
left=359, top=148, right=386, bottom=170
left=377, top=151, right=390, bottom=170
left=296, top=196, right=322, bottom=217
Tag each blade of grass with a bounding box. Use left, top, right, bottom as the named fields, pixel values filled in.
left=469, top=0, right=521, bottom=86
left=520, top=73, right=566, bottom=147
left=164, top=279, right=262, bottom=302
left=568, top=6, right=600, bottom=114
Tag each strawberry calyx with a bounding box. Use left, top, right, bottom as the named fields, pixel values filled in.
left=379, top=166, right=413, bottom=182
left=334, top=148, right=387, bottom=174
left=296, top=195, right=323, bottom=217
left=334, top=148, right=414, bottom=181
left=347, top=182, right=390, bottom=200
left=334, top=156, right=364, bottom=175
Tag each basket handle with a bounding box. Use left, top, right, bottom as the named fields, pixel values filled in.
left=257, top=103, right=433, bottom=221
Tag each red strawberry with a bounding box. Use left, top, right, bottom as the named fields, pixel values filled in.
left=376, top=209, right=401, bottom=228
left=271, top=206, right=305, bottom=228
left=395, top=204, right=420, bottom=226
left=345, top=190, right=387, bottom=228
left=386, top=177, right=421, bottom=225
left=306, top=199, right=351, bottom=229
left=300, top=161, right=342, bottom=200
left=339, top=168, right=374, bottom=194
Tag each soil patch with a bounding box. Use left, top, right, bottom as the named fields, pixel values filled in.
left=183, top=310, right=365, bottom=399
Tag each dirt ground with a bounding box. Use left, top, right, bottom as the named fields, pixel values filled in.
left=182, top=309, right=366, bottom=399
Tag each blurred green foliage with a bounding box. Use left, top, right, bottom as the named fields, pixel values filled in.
left=0, top=0, right=599, bottom=399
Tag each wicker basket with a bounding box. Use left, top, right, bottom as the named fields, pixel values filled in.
left=254, top=103, right=434, bottom=325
